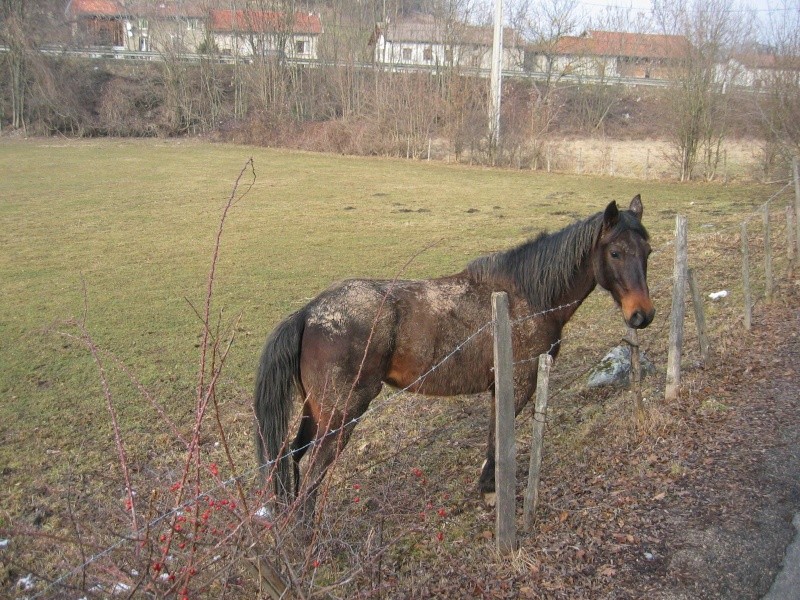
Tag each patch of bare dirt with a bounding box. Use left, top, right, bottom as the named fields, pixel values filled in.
left=637, top=294, right=800, bottom=599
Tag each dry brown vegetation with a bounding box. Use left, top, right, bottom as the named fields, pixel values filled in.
left=1, top=139, right=797, bottom=598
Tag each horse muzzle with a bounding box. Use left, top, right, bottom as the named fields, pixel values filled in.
left=622, top=294, right=655, bottom=329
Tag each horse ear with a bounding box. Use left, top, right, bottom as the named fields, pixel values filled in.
left=603, top=201, right=619, bottom=228
left=629, top=194, right=643, bottom=220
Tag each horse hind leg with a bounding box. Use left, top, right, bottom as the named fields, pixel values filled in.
left=296, top=383, right=382, bottom=529
left=290, top=401, right=317, bottom=497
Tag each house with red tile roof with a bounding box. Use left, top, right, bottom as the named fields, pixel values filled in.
left=65, top=0, right=206, bottom=53
left=64, top=2, right=321, bottom=59
left=65, top=0, right=128, bottom=48
left=528, top=30, right=690, bottom=81
left=207, top=9, right=323, bottom=60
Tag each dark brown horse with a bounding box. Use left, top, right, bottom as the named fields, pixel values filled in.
left=255, top=196, right=654, bottom=516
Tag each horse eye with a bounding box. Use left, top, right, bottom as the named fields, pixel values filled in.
left=610, top=250, right=620, bottom=259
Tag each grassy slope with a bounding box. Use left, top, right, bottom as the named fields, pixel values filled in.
left=0, top=138, right=779, bottom=590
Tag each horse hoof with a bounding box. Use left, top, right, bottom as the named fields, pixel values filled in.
left=482, top=492, right=497, bottom=507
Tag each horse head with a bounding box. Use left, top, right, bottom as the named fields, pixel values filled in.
left=593, top=195, right=655, bottom=329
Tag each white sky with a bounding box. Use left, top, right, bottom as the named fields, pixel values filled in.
left=575, top=0, right=784, bottom=30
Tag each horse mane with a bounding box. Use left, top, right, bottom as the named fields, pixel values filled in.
left=466, top=209, right=648, bottom=311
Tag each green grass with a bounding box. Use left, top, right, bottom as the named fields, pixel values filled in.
left=0, top=137, right=782, bottom=592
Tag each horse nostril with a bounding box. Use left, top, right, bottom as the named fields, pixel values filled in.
left=629, top=310, right=645, bottom=328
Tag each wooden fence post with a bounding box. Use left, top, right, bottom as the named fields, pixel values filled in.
left=624, top=328, right=644, bottom=421
left=793, top=157, right=799, bottom=258
left=492, top=292, right=516, bottom=553
left=665, top=215, right=688, bottom=401
left=742, top=222, right=752, bottom=330
left=788, top=206, right=797, bottom=281
left=523, top=353, right=552, bottom=531
left=687, top=268, right=710, bottom=365
left=787, top=206, right=796, bottom=266
left=763, top=204, right=773, bottom=301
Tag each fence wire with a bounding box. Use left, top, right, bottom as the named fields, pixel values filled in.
left=27, top=182, right=797, bottom=599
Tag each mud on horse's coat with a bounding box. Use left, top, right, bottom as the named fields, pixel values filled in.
left=254, top=196, right=654, bottom=520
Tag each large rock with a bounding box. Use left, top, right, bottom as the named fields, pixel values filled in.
left=587, top=345, right=655, bottom=388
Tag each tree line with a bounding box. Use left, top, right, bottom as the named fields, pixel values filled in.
left=1, top=0, right=798, bottom=180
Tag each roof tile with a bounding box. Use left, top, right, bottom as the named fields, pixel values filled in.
left=553, top=30, right=689, bottom=60
left=209, top=10, right=322, bottom=35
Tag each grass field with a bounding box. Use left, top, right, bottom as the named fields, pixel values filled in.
left=0, top=137, right=788, bottom=597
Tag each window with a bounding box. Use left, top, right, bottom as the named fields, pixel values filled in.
left=295, top=39, right=307, bottom=54
left=402, top=47, right=412, bottom=61
left=138, top=18, right=148, bottom=31
left=187, top=18, right=199, bottom=31
left=423, top=46, right=433, bottom=62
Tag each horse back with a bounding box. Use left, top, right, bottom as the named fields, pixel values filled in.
left=300, top=275, right=555, bottom=399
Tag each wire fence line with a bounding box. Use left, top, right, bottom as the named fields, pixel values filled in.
left=28, top=183, right=798, bottom=598
left=30, top=296, right=588, bottom=597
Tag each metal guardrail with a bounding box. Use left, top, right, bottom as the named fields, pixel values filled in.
left=0, top=43, right=675, bottom=88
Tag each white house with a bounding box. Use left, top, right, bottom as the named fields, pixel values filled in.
left=727, top=53, right=800, bottom=89
left=534, top=30, right=690, bottom=81
left=371, top=15, right=525, bottom=73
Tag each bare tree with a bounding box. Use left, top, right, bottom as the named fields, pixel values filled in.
left=505, top=0, right=580, bottom=166
left=1, top=0, right=78, bottom=132
left=1, top=0, right=30, bottom=130
left=316, top=0, right=375, bottom=120
left=509, top=0, right=580, bottom=85
left=653, top=0, right=751, bottom=181
left=757, top=0, right=800, bottom=164
left=570, top=8, right=651, bottom=134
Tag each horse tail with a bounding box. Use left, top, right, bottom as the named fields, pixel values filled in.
left=254, top=308, right=306, bottom=500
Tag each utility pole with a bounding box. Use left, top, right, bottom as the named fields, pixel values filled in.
left=489, top=0, right=503, bottom=158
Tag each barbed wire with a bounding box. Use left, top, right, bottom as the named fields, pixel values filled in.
left=30, top=182, right=799, bottom=597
